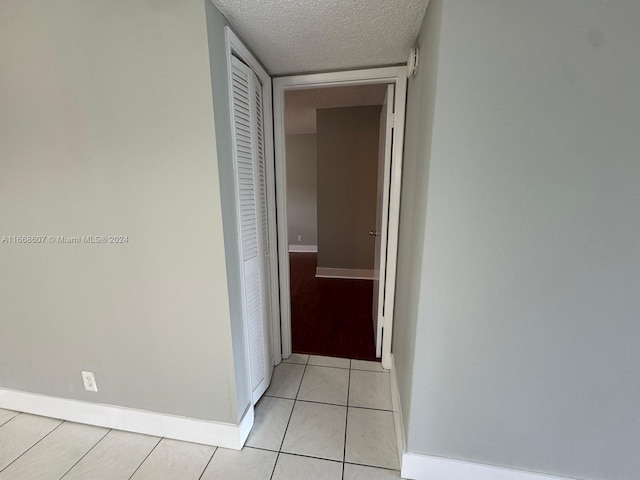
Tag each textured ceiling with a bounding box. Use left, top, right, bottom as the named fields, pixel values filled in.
left=285, top=84, right=387, bottom=135
left=211, top=0, right=429, bottom=75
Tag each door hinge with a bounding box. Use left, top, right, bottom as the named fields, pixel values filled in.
left=391, top=113, right=395, bottom=129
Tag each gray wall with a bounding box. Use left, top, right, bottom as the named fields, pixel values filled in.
left=0, top=0, right=241, bottom=424
left=316, top=106, right=381, bottom=271
left=396, top=0, right=640, bottom=479
left=286, top=134, right=318, bottom=247
left=392, top=0, right=443, bottom=450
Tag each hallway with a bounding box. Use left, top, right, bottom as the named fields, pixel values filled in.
left=0, top=356, right=400, bottom=480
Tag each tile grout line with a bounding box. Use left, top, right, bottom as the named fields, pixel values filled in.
left=350, top=369, right=391, bottom=375
left=344, top=460, right=401, bottom=472
left=289, top=365, right=388, bottom=373
left=248, top=445, right=339, bottom=462
left=0, top=417, right=64, bottom=474
left=345, top=405, right=393, bottom=413
left=306, top=364, right=350, bottom=370
left=0, top=411, right=20, bottom=430
left=198, top=447, right=219, bottom=480
left=249, top=441, right=400, bottom=472
left=59, top=428, right=112, bottom=480
left=126, top=436, right=162, bottom=480
left=342, top=359, right=353, bottom=480
left=269, top=356, right=309, bottom=480
left=264, top=394, right=393, bottom=412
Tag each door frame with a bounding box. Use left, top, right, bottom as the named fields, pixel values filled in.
left=225, top=28, right=280, bottom=387
left=273, top=66, right=408, bottom=369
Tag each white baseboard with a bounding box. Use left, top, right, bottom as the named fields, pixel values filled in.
left=0, top=388, right=253, bottom=450
left=288, top=244, right=318, bottom=253
left=389, top=354, right=406, bottom=472
left=401, top=453, right=574, bottom=480
left=315, top=267, right=374, bottom=280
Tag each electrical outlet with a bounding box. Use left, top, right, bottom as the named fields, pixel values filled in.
left=297, top=235, right=302, bottom=242
left=81, top=371, right=98, bottom=392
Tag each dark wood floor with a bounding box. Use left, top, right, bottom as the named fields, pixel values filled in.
left=289, top=252, right=377, bottom=360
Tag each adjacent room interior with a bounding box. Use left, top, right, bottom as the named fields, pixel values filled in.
left=284, top=84, right=388, bottom=360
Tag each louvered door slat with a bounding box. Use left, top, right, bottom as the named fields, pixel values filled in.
left=231, top=60, right=258, bottom=263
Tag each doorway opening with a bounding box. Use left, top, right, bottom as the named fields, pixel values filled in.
left=284, top=85, right=388, bottom=360
left=273, top=68, right=408, bottom=370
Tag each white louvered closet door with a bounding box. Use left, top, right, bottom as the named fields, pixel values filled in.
left=230, top=56, right=271, bottom=404
left=254, top=68, right=273, bottom=370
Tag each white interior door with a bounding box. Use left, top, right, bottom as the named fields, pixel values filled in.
left=372, top=84, right=394, bottom=358
left=230, top=56, right=271, bottom=404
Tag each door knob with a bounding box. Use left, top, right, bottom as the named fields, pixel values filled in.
left=369, top=230, right=379, bottom=237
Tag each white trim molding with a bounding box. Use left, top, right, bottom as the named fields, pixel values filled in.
left=0, top=388, right=253, bottom=450
left=315, top=267, right=374, bottom=280
left=288, top=244, right=318, bottom=253
left=401, top=453, right=575, bottom=480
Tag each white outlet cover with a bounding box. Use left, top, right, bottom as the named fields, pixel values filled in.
left=81, top=371, right=98, bottom=392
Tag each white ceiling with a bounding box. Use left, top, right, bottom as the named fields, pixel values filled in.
left=211, top=0, right=429, bottom=75
left=285, top=84, right=387, bottom=135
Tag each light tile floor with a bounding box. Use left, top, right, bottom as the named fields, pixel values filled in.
left=0, top=356, right=402, bottom=479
